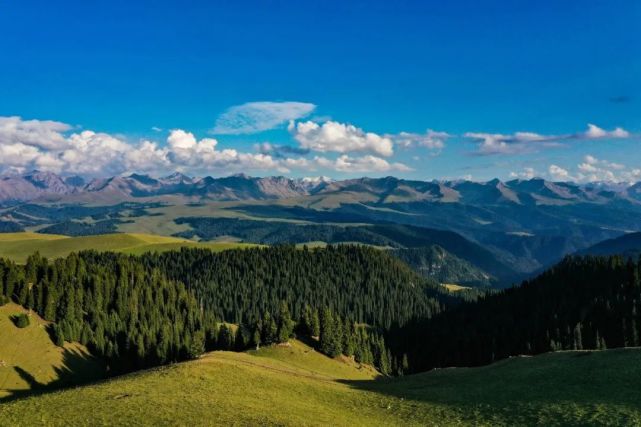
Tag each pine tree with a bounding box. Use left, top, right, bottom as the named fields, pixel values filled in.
left=320, top=308, right=337, bottom=356
left=573, top=323, right=583, bottom=350
left=188, top=329, right=205, bottom=359
left=311, top=309, right=321, bottom=337
left=276, top=301, right=294, bottom=343
left=252, top=324, right=262, bottom=350
left=401, top=353, right=409, bottom=375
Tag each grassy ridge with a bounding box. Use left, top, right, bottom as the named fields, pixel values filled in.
left=2, top=339, right=641, bottom=425
left=0, top=303, right=104, bottom=399
left=0, top=232, right=257, bottom=263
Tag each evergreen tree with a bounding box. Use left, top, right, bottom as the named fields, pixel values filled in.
left=277, top=301, right=294, bottom=343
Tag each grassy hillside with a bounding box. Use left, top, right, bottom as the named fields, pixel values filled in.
left=0, top=232, right=257, bottom=263
left=0, top=303, right=105, bottom=400
left=2, top=339, right=640, bottom=425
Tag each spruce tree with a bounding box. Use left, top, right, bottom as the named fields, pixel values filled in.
left=276, top=301, right=294, bottom=343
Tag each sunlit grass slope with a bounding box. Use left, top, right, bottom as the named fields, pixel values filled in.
left=441, top=283, right=471, bottom=291
left=2, top=339, right=641, bottom=426
left=0, top=232, right=257, bottom=263
left=0, top=303, right=105, bottom=400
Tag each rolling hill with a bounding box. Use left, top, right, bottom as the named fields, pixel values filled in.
left=0, top=302, right=105, bottom=400
left=1, top=339, right=640, bottom=425
left=0, top=232, right=256, bottom=263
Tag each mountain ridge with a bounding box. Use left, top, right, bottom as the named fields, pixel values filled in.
left=2, top=170, right=641, bottom=205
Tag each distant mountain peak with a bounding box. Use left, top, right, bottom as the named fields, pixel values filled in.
left=0, top=172, right=640, bottom=205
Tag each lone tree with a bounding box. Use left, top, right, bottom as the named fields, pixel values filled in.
left=12, top=313, right=30, bottom=328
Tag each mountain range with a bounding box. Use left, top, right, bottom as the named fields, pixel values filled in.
left=2, top=170, right=641, bottom=205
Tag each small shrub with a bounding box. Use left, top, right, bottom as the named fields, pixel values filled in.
left=11, top=313, right=30, bottom=328
left=0, top=295, right=9, bottom=306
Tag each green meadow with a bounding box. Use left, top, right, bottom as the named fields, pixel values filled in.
left=1, top=335, right=640, bottom=426
left=0, top=232, right=257, bottom=263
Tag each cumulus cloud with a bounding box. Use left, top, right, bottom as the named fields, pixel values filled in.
left=466, top=124, right=632, bottom=156
left=289, top=120, right=395, bottom=157
left=576, top=155, right=628, bottom=182
left=0, top=116, right=411, bottom=177
left=212, top=101, right=316, bottom=135
left=393, top=130, right=449, bottom=154
left=583, top=123, right=629, bottom=139
left=0, top=116, right=71, bottom=150
left=0, top=117, right=281, bottom=176
left=548, top=164, right=573, bottom=181
left=509, top=167, right=538, bottom=180
left=547, top=155, right=640, bottom=183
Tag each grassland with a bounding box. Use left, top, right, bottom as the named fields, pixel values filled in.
left=441, top=283, right=471, bottom=291
left=0, top=303, right=105, bottom=400
left=1, top=337, right=640, bottom=426
left=0, top=232, right=257, bottom=263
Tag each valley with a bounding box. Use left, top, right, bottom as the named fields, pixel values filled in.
left=4, top=172, right=641, bottom=287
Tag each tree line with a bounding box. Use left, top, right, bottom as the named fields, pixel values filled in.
left=10, top=246, right=635, bottom=377
left=1, top=246, right=438, bottom=375
left=389, top=255, right=641, bottom=373
left=0, top=251, right=211, bottom=373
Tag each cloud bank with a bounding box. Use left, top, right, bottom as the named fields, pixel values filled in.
left=0, top=116, right=409, bottom=177
left=466, top=124, right=632, bottom=156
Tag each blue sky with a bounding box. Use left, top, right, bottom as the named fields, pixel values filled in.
left=0, top=0, right=639, bottom=181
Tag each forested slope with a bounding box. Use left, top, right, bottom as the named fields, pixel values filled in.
left=392, top=255, right=641, bottom=373
left=141, top=245, right=446, bottom=328
left=1, top=245, right=450, bottom=379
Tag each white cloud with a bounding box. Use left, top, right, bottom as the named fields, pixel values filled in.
left=465, top=131, right=558, bottom=155
left=548, top=164, right=573, bottom=181
left=290, top=120, right=394, bottom=157
left=393, top=129, right=449, bottom=153
left=0, top=116, right=71, bottom=150
left=466, top=124, right=632, bottom=155
left=576, top=155, right=627, bottom=182
left=0, top=116, right=417, bottom=177
left=212, top=101, right=316, bottom=135
left=314, top=154, right=411, bottom=173
left=583, top=124, right=629, bottom=139
left=547, top=155, right=639, bottom=183
left=0, top=142, right=41, bottom=171
left=509, top=167, right=537, bottom=179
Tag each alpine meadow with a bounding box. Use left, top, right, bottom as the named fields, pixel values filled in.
left=1, top=1, right=640, bottom=425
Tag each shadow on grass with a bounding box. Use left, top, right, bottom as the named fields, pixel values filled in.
left=0, top=346, right=106, bottom=403
left=338, top=350, right=641, bottom=424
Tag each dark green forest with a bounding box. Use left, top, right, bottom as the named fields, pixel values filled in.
left=140, top=245, right=445, bottom=328
left=0, top=245, right=442, bottom=375
left=0, top=252, right=209, bottom=373
left=3, top=244, right=641, bottom=378
left=390, top=255, right=641, bottom=373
